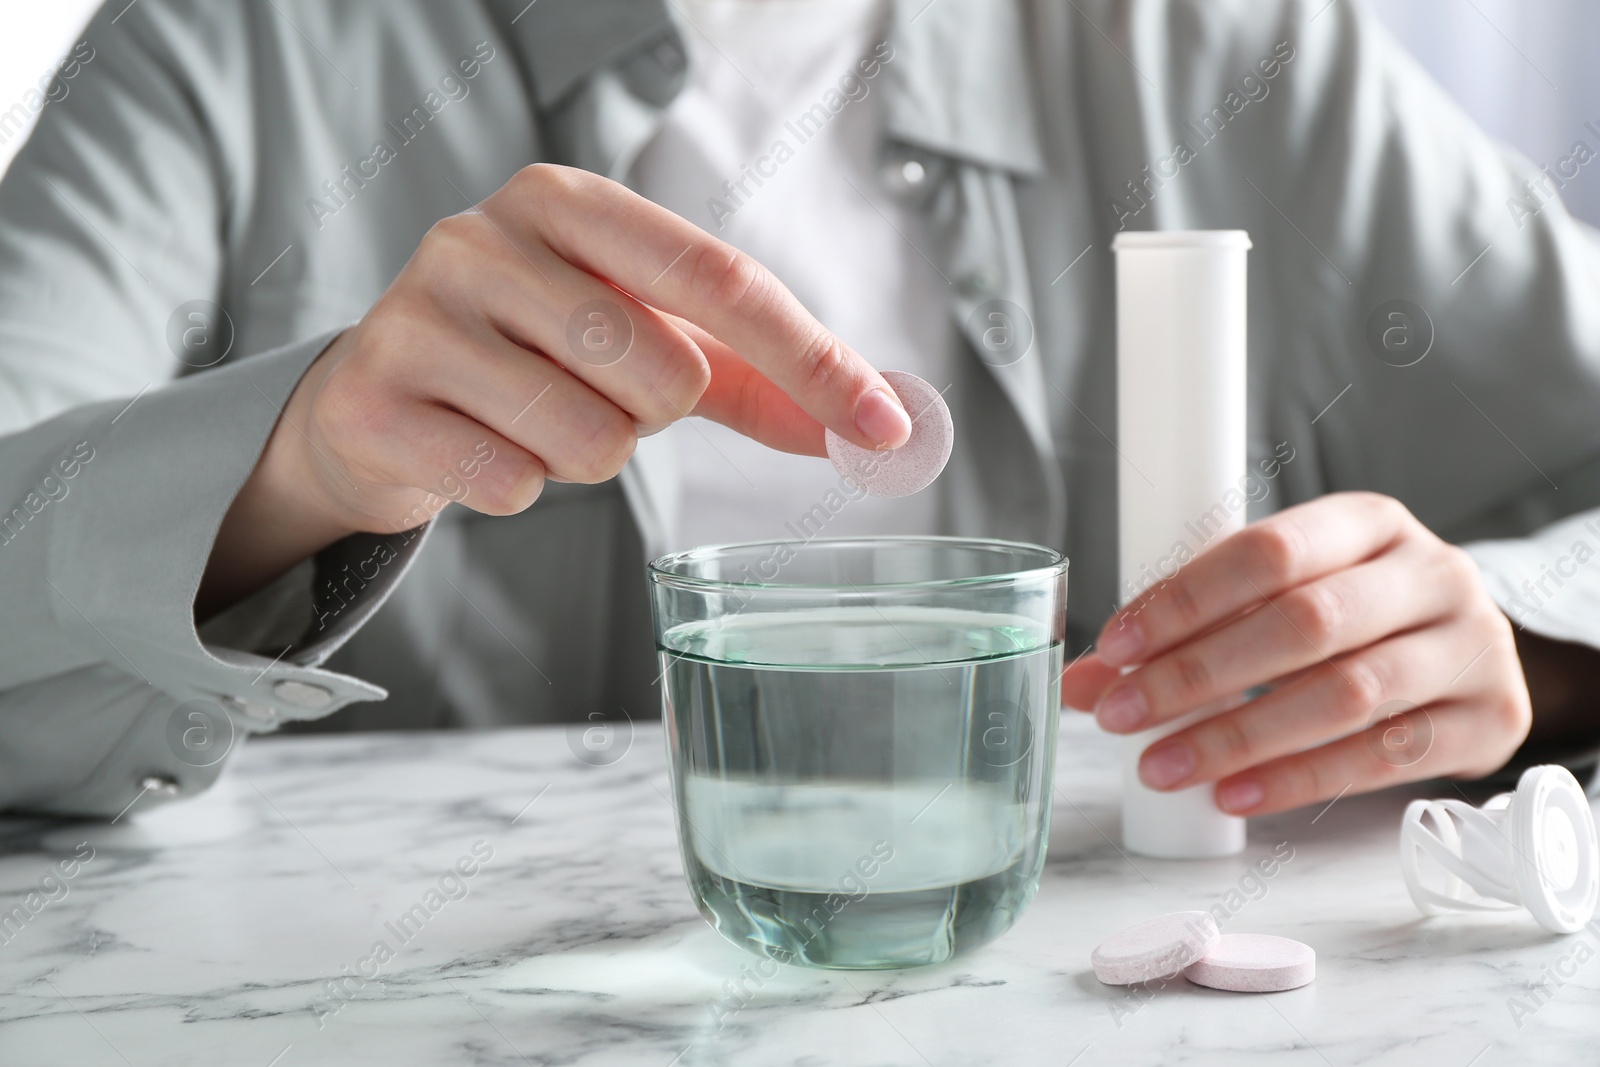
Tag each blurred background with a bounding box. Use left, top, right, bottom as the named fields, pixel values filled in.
left=2, top=0, right=1598, bottom=225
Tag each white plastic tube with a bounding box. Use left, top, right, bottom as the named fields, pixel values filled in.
left=1112, top=230, right=1251, bottom=859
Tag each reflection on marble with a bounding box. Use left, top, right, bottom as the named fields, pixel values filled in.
left=0, top=713, right=1595, bottom=1066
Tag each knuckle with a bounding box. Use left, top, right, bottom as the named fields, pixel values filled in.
left=648, top=333, right=712, bottom=420
left=1162, top=650, right=1212, bottom=704
left=413, top=218, right=484, bottom=296
left=640, top=391, right=687, bottom=429
left=422, top=211, right=482, bottom=257
left=1347, top=489, right=1395, bottom=517
left=1375, top=492, right=1414, bottom=527
left=361, top=300, right=427, bottom=354
left=475, top=455, right=547, bottom=515
left=635, top=390, right=684, bottom=429
left=1482, top=604, right=1517, bottom=647
left=735, top=365, right=767, bottom=431
left=1288, top=582, right=1346, bottom=645
left=513, top=162, right=549, bottom=191
left=1162, top=576, right=1206, bottom=633
left=317, top=362, right=393, bottom=446
left=794, top=328, right=849, bottom=397
left=1280, top=758, right=1330, bottom=809
left=1251, top=519, right=1310, bottom=586
left=569, top=413, right=637, bottom=483
left=604, top=426, right=640, bottom=479
left=1337, top=657, right=1387, bottom=726
left=691, top=246, right=773, bottom=313
left=1439, top=543, right=1482, bottom=590
left=1204, top=713, right=1256, bottom=772
left=1493, top=687, right=1533, bottom=742
left=515, top=161, right=580, bottom=200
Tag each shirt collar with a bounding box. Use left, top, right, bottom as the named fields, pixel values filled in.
left=881, top=0, right=1045, bottom=176
left=512, top=0, right=1045, bottom=176
left=511, top=0, right=677, bottom=108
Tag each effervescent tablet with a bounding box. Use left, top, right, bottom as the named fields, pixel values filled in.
left=1183, top=933, right=1316, bottom=992
left=825, top=371, right=952, bottom=498
left=1091, top=910, right=1220, bottom=986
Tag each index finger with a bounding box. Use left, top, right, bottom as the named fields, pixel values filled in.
left=497, top=165, right=912, bottom=451
left=1095, top=492, right=1414, bottom=668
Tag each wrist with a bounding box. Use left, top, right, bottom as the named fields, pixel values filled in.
left=196, top=341, right=361, bottom=619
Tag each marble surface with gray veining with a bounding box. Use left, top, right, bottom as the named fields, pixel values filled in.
left=0, top=711, right=1593, bottom=1066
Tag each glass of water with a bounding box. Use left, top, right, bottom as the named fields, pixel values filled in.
left=649, top=537, right=1068, bottom=970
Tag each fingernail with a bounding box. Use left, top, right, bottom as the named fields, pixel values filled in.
left=1217, top=780, right=1265, bottom=813
left=1095, top=687, right=1149, bottom=732
left=1140, top=743, right=1195, bottom=789
left=854, top=388, right=912, bottom=448
left=1097, top=620, right=1145, bottom=666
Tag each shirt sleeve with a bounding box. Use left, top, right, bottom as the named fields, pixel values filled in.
left=1309, top=3, right=1600, bottom=645
left=1290, top=6, right=1600, bottom=697
left=1152, top=4, right=1600, bottom=633
left=1119, top=1, right=1600, bottom=777
left=0, top=4, right=424, bottom=816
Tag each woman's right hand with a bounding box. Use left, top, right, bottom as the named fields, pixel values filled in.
left=199, top=163, right=912, bottom=614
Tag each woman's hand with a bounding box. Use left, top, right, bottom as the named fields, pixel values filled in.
left=1061, top=492, right=1532, bottom=817
left=199, top=164, right=912, bottom=614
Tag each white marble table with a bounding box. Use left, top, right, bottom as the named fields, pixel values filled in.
left=0, top=713, right=1593, bottom=1066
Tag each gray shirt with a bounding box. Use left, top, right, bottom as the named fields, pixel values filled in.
left=2, top=0, right=1598, bottom=816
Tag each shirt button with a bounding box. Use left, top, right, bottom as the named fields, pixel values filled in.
left=880, top=154, right=936, bottom=201
left=653, top=38, right=685, bottom=72
left=959, top=268, right=1000, bottom=300
left=221, top=695, right=277, bottom=723
left=140, top=775, right=181, bottom=797
left=273, top=680, right=334, bottom=710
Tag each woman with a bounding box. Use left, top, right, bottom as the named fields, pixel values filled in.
left=0, top=0, right=1596, bottom=818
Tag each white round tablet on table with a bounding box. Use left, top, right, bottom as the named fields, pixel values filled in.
left=1183, top=933, right=1316, bottom=992
left=1091, top=911, right=1221, bottom=986
left=825, top=370, right=953, bottom=498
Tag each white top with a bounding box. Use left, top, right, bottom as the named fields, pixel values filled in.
left=629, top=0, right=953, bottom=551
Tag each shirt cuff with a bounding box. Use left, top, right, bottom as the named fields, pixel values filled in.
left=1465, top=509, right=1600, bottom=795
left=4, top=329, right=428, bottom=814
left=1464, top=509, right=1600, bottom=651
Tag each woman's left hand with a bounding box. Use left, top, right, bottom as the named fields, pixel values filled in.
left=1060, top=491, right=1532, bottom=817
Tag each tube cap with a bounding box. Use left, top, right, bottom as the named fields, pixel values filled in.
left=1400, top=764, right=1599, bottom=934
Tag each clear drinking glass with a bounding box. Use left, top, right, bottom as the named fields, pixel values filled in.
left=648, top=536, right=1068, bottom=970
